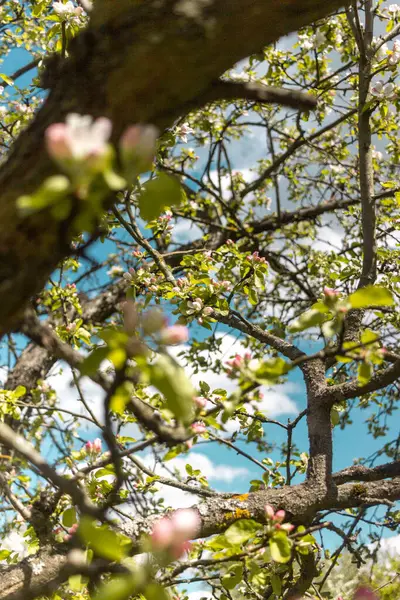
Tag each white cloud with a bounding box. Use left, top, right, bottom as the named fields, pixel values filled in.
left=139, top=451, right=250, bottom=509
left=374, top=534, right=400, bottom=555
left=187, top=592, right=213, bottom=600
left=48, top=363, right=105, bottom=428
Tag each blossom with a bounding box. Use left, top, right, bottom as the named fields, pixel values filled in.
left=323, top=287, right=339, bottom=297
left=372, top=37, right=388, bottom=62
left=313, top=30, right=326, bottom=48
left=176, top=122, right=194, bottom=143
left=372, top=148, right=383, bottom=161
left=370, top=80, right=396, bottom=99
left=120, top=124, right=158, bottom=174
left=247, top=251, right=267, bottom=264
left=93, top=438, right=102, bottom=453
left=45, top=113, right=112, bottom=162
left=150, top=509, right=201, bottom=558
left=191, top=422, right=206, bottom=434
left=85, top=438, right=102, bottom=454
left=194, top=396, right=207, bottom=409
left=353, top=587, right=378, bottom=600
left=159, top=325, right=189, bottom=345
left=265, top=504, right=275, bottom=520
left=389, top=39, right=400, bottom=64
left=142, top=308, right=167, bottom=334
left=53, top=1, right=76, bottom=18
left=186, top=298, right=203, bottom=313
left=383, top=3, right=400, bottom=17
left=107, top=265, right=124, bottom=277
left=274, top=509, right=286, bottom=523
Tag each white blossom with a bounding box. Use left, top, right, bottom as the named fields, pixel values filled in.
left=107, top=265, right=124, bottom=277
left=176, top=122, right=194, bottom=143
left=313, top=30, right=326, bottom=48
left=186, top=297, right=203, bottom=313
left=53, top=1, right=76, bottom=18
left=46, top=114, right=112, bottom=161
left=298, top=33, right=313, bottom=51
left=372, top=148, right=383, bottom=161
left=370, top=80, right=396, bottom=99
left=372, top=38, right=389, bottom=62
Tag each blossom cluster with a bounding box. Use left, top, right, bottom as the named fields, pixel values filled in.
left=265, top=505, right=295, bottom=533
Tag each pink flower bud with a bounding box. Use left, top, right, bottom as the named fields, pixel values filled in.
left=159, top=325, right=189, bottom=345
left=280, top=523, right=295, bottom=532
left=191, top=422, right=206, bottom=434
left=85, top=441, right=93, bottom=453
left=265, top=504, right=275, bottom=520
left=274, top=510, right=286, bottom=523
left=151, top=517, right=174, bottom=548
left=323, top=287, right=339, bottom=297
left=120, top=124, right=159, bottom=175
left=194, top=396, right=207, bottom=409
left=171, top=509, right=201, bottom=541
left=142, top=308, right=167, bottom=334
left=93, top=438, right=102, bottom=453
left=45, top=123, right=72, bottom=160
left=226, top=239, right=235, bottom=246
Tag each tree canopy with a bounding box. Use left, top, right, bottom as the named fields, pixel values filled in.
left=0, top=0, right=399, bottom=599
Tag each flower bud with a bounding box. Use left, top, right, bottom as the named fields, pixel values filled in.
left=194, top=396, right=207, bottom=409
left=45, top=123, right=72, bottom=160
left=274, top=510, right=286, bottom=523
left=265, top=504, right=275, bottom=520
left=93, top=438, right=102, bottom=453
left=120, top=124, right=159, bottom=176
left=142, top=308, right=167, bottom=334
left=159, top=325, right=189, bottom=345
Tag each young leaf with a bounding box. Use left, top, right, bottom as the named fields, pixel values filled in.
left=348, top=286, right=394, bottom=309
left=139, top=173, right=183, bottom=221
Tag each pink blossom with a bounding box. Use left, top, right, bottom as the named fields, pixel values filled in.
left=93, top=438, right=102, bottom=453
left=353, top=588, right=378, bottom=600
left=159, top=325, right=189, bottom=345
left=85, top=441, right=93, bottom=453
left=171, top=509, right=201, bottom=541
left=151, top=517, right=174, bottom=548
left=45, top=114, right=112, bottom=163
left=265, top=504, right=275, bottom=520
left=279, top=523, right=295, bottom=532
left=226, top=239, right=235, bottom=246
left=191, top=422, right=206, bottom=434
left=323, top=287, right=339, bottom=297
left=120, top=124, right=158, bottom=173
left=194, top=396, right=207, bottom=409
left=274, top=510, right=286, bottom=523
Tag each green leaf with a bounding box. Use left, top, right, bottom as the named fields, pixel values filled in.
left=79, top=347, right=109, bottom=376
left=224, top=519, right=260, bottom=545
left=289, top=308, right=328, bottom=333
left=110, top=382, right=134, bottom=415
left=269, top=532, right=292, bottom=563
left=270, top=574, right=282, bottom=596
left=222, top=565, right=243, bottom=590
left=78, top=517, right=132, bottom=561
left=147, top=354, right=194, bottom=424
left=62, top=507, right=77, bottom=528
left=143, top=583, right=170, bottom=600
left=139, top=173, right=183, bottom=221
left=358, top=361, right=372, bottom=385
left=17, top=176, right=70, bottom=216
left=93, top=574, right=137, bottom=600
left=348, top=286, right=394, bottom=309
left=0, top=73, right=13, bottom=85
